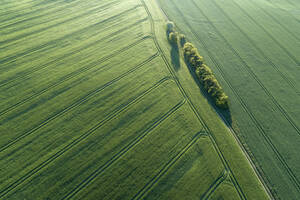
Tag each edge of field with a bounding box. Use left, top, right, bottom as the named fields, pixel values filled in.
left=146, top=0, right=271, bottom=199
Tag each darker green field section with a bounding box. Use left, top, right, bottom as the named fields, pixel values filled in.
left=158, top=0, right=300, bottom=199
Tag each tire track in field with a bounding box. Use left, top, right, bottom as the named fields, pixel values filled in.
left=0, top=53, right=158, bottom=153
left=0, top=0, right=120, bottom=47
left=0, top=0, right=124, bottom=65
left=247, top=0, right=300, bottom=42
left=0, top=6, right=144, bottom=75
left=0, top=10, right=145, bottom=87
left=0, top=76, right=173, bottom=199
left=284, top=0, right=300, bottom=9
left=0, top=35, right=150, bottom=117
left=208, top=0, right=300, bottom=135
left=200, top=170, right=229, bottom=200
left=0, top=0, right=42, bottom=19
left=177, top=0, right=300, bottom=193
left=144, top=1, right=247, bottom=199
left=0, top=0, right=82, bottom=32
left=62, top=98, right=186, bottom=200
left=211, top=0, right=300, bottom=94
left=231, top=0, right=300, bottom=65
left=268, top=1, right=300, bottom=24
left=0, top=23, right=148, bottom=119
left=132, top=131, right=208, bottom=200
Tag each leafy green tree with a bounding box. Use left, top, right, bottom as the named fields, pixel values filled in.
left=168, top=32, right=178, bottom=46
left=166, top=21, right=175, bottom=34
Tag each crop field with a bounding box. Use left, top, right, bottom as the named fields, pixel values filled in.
left=157, top=0, right=300, bottom=199
left=0, top=0, right=269, bottom=199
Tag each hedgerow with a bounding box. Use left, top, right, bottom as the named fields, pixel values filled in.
left=166, top=22, right=228, bottom=109
left=183, top=42, right=229, bottom=109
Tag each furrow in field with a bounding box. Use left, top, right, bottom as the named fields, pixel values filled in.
left=0, top=0, right=47, bottom=19
left=145, top=1, right=246, bottom=199
left=0, top=75, right=174, bottom=199
left=0, top=0, right=121, bottom=48
left=208, top=0, right=299, bottom=94
left=201, top=170, right=229, bottom=200
left=230, top=0, right=299, bottom=66
left=206, top=0, right=300, bottom=137
left=63, top=99, right=186, bottom=200
left=0, top=38, right=156, bottom=142
left=3, top=77, right=177, bottom=199
left=0, top=0, right=84, bottom=33
left=132, top=131, right=208, bottom=200
left=0, top=1, right=124, bottom=65
left=0, top=5, right=145, bottom=78
left=208, top=178, right=242, bottom=200
left=0, top=18, right=149, bottom=116
left=171, top=0, right=300, bottom=192
left=0, top=36, right=150, bottom=117
left=63, top=102, right=205, bottom=200
left=0, top=51, right=158, bottom=152
left=141, top=135, right=225, bottom=200
left=247, top=0, right=300, bottom=42
left=285, top=0, right=299, bottom=9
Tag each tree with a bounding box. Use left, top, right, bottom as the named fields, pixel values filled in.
left=166, top=21, right=175, bottom=34
left=168, top=32, right=178, bottom=46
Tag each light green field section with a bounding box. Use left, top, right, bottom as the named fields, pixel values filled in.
left=157, top=0, right=300, bottom=199
left=0, top=0, right=269, bottom=199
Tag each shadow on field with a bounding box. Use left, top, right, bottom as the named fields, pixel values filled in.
left=170, top=44, right=181, bottom=71
left=185, top=61, right=233, bottom=127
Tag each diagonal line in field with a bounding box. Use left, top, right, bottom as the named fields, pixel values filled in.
left=0, top=52, right=158, bottom=153
left=0, top=35, right=151, bottom=117
left=0, top=0, right=121, bottom=47
left=200, top=169, right=229, bottom=200
left=0, top=3, right=141, bottom=66
left=62, top=98, right=186, bottom=200
left=0, top=75, right=173, bottom=199
left=133, top=131, right=208, bottom=200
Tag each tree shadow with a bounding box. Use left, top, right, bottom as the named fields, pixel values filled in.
left=170, top=44, right=181, bottom=71
left=185, top=60, right=233, bottom=127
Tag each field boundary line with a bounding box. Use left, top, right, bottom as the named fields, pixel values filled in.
left=247, top=0, right=300, bottom=42
left=0, top=35, right=150, bottom=117
left=61, top=98, right=186, bottom=200
left=0, top=53, right=159, bottom=153
left=141, top=1, right=247, bottom=199
left=132, top=131, right=208, bottom=200
left=180, top=0, right=300, bottom=194
left=0, top=76, right=174, bottom=199
left=230, top=0, right=299, bottom=65
left=0, top=0, right=121, bottom=47
left=200, top=170, right=229, bottom=200
left=0, top=3, right=141, bottom=66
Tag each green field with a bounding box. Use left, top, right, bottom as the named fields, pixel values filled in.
left=0, top=0, right=270, bottom=199
left=157, top=0, right=300, bottom=199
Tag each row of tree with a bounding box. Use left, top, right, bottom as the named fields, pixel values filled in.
left=166, top=22, right=229, bottom=109
left=184, top=43, right=229, bottom=109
